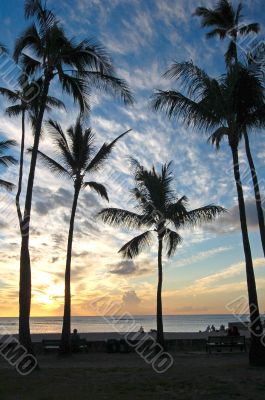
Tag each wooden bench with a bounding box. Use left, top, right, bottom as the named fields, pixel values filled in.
left=206, top=336, right=246, bottom=353
left=42, top=338, right=88, bottom=352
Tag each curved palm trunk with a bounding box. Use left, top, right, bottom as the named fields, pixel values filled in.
left=231, top=145, right=265, bottom=366
left=16, top=109, right=25, bottom=232
left=19, top=77, right=51, bottom=354
left=156, top=236, right=165, bottom=349
left=60, top=183, right=81, bottom=354
left=244, top=131, right=265, bottom=257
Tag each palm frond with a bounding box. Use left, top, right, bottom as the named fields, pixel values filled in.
left=58, top=72, right=90, bottom=115
left=46, top=120, right=74, bottom=170
left=46, top=119, right=68, bottom=146
left=82, top=71, right=134, bottom=105
left=193, top=5, right=229, bottom=29
left=186, top=205, right=226, bottom=226
left=13, top=24, right=42, bottom=62
left=24, top=0, right=57, bottom=33
left=0, top=139, right=17, bottom=152
left=98, top=208, right=147, bottom=229
left=132, top=159, right=175, bottom=214
left=0, top=88, right=19, bottom=103
left=46, top=97, right=66, bottom=111
left=164, top=61, right=215, bottom=100
left=235, top=2, right=243, bottom=25
left=0, top=155, right=17, bottom=167
left=164, top=228, right=182, bottom=258
left=83, top=181, right=109, bottom=201
left=166, top=196, right=189, bottom=229
left=0, top=179, right=15, bottom=191
left=86, top=129, right=131, bottom=173
left=34, top=149, right=72, bottom=179
left=20, top=53, right=42, bottom=76
left=225, top=39, right=237, bottom=66
left=207, top=127, right=230, bottom=149
left=118, top=230, right=153, bottom=259
left=62, top=38, right=114, bottom=75
left=239, top=23, right=260, bottom=36
left=24, top=0, right=43, bottom=18
left=206, top=27, right=227, bottom=39
left=152, top=90, right=218, bottom=131
left=5, top=105, right=23, bottom=117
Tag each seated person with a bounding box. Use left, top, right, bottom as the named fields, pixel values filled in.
left=138, top=326, right=144, bottom=334
left=210, top=325, right=216, bottom=332
left=231, top=326, right=240, bottom=336
left=71, top=328, right=81, bottom=352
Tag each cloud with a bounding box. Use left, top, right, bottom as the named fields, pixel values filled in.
left=109, top=260, right=152, bottom=276
left=205, top=198, right=261, bottom=234
left=34, top=187, right=73, bottom=215
left=122, top=290, right=141, bottom=305
left=173, top=246, right=232, bottom=269
left=171, top=258, right=265, bottom=297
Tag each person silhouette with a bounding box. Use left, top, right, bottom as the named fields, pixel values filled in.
left=71, top=328, right=81, bottom=352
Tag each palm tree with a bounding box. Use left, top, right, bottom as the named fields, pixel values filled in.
left=14, top=0, right=133, bottom=352
left=194, top=0, right=260, bottom=66
left=0, top=139, right=17, bottom=190
left=36, top=117, right=131, bottom=353
left=98, top=159, right=224, bottom=348
left=194, top=0, right=265, bottom=257
left=0, top=77, right=65, bottom=233
left=152, top=61, right=265, bottom=365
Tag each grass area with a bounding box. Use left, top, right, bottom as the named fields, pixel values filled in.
left=0, top=352, right=264, bottom=399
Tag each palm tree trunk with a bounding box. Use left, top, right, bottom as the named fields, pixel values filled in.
left=16, top=109, right=25, bottom=233
left=231, top=145, right=265, bottom=366
left=60, top=183, right=81, bottom=354
left=244, top=131, right=265, bottom=257
left=19, top=77, right=50, bottom=354
left=156, top=236, right=165, bottom=349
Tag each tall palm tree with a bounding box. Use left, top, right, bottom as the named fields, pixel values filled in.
left=98, top=159, right=224, bottom=348
left=0, top=139, right=17, bottom=191
left=194, top=0, right=260, bottom=66
left=0, top=78, right=65, bottom=233
left=152, top=61, right=265, bottom=365
left=194, top=0, right=265, bottom=257
left=36, top=117, right=131, bottom=353
left=14, top=0, right=133, bottom=352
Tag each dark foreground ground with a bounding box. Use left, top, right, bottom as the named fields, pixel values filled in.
left=0, top=351, right=265, bottom=400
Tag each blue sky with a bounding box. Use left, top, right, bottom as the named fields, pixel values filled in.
left=0, top=0, right=265, bottom=317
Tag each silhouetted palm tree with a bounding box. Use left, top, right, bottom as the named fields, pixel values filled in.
left=152, top=61, right=265, bottom=365
left=98, top=159, right=224, bottom=348
left=36, top=117, right=131, bottom=353
left=194, top=0, right=260, bottom=66
left=0, top=78, right=65, bottom=232
left=194, top=1, right=265, bottom=257
left=0, top=139, right=17, bottom=190
left=14, top=0, right=133, bottom=352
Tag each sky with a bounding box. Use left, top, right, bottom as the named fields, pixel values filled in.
left=0, top=0, right=265, bottom=317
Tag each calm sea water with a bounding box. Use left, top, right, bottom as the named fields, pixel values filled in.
left=0, top=315, right=255, bottom=335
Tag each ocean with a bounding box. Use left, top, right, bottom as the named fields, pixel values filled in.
left=0, top=314, right=254, bottom=335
